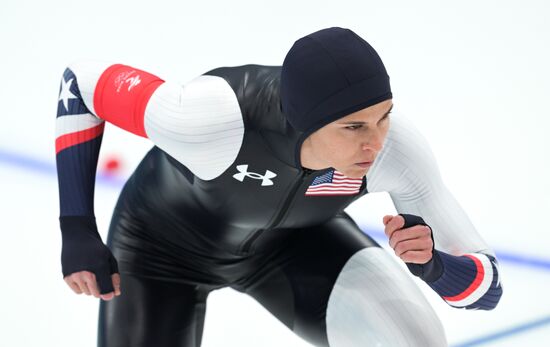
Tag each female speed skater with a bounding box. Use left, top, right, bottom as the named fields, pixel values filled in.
left=55, top=26, right=502, bottom=346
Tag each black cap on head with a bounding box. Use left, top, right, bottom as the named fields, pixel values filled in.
left=281, top=27, right=392, bottom=137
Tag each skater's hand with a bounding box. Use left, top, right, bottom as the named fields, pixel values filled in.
left=64, top=271, right=121, bottom=301
left=383, top=214, right=433, bottom=264
left=59, top=216, right=121, bottom=300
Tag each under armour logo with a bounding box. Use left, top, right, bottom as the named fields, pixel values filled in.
left=233, top=165, right=277, bottom=186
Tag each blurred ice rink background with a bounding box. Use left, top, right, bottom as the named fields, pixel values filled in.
left=1, top=0, right=549, bottom=346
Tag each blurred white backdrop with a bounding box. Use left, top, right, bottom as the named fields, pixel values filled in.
left=1, top=0, right=549, bottom=346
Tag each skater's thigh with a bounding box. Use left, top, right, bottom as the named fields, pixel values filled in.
left=238, top=212, right=379, bottom=346
left=98, top=272, right=209, bottom=347
left=240, top=212, right=447, bottom=346
left=99, top=193, right=213, bottom=347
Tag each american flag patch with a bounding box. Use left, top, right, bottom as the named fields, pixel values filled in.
left=305, top=169, right=363, bottom=196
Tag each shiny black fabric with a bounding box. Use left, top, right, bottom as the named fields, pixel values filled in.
left=99, top=180, right=379, bottom=346
left=97, top=64, right=379, bottom=346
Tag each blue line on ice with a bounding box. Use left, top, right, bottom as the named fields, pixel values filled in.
left=450, top=315, right=550, bottom=346
left=0, top=147, right=126, bottom=188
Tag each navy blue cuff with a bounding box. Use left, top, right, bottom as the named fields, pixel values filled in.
left=398, top=214, right=444, bottom=282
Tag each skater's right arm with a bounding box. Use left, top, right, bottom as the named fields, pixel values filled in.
left=56, top=61, right=244, bottom=299
left=55, top=62, right=130, bottom=300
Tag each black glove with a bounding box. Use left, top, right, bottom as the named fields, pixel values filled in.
left=398, top=213, right=443, bottom=283
left=60, top=215, right=119, bottom=294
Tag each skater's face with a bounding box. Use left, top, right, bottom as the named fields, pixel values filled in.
left=301, top=99, right=392, bottom=178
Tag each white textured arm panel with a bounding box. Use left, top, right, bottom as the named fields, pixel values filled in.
left=366, top=111, right=494, bottom=257
left=144, top=75, right=245, bottom=181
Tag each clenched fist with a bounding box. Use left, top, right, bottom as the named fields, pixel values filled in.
left=383, top=214, right=433, bottom=264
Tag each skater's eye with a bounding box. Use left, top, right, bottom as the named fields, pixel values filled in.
left=344, top=113, right=390, bottom=131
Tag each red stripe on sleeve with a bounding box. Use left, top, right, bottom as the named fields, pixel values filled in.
left=55, top=123, right=105, bottom=154
left=93, top=64, right=164, bottom=138
left=442, top=254, right=485, bottom=302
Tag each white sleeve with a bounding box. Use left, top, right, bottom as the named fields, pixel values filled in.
left=68, top=60, right=245, bottom=181
left=366, top=111, right=495, bottom=257
left=143, top=75, right=245, bottom=181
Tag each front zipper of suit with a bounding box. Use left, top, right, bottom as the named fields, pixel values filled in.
left=239, top=168, right=314, bottom=254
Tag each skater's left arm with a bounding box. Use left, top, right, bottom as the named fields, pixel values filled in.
left=366, top=111, right=503, bottom=310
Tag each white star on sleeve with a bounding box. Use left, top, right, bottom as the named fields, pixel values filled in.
left=59, top=77, right=78, bottom=111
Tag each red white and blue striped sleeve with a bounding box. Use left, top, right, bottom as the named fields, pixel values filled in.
left=366, top=111, right=503, bottom=310
left=55, top=62, right=163, bottom=217
left=427, top=251, right=501, bottom=310
left=55, top=65, right=107, bottom=217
